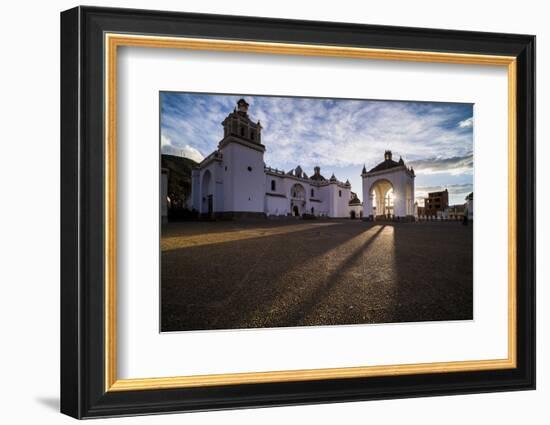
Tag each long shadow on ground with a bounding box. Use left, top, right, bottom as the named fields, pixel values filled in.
left=161, top=221, right=473, bottom=331
left=161, top=221, right=361, bottom=331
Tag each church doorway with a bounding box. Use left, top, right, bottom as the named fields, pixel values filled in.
left=350, top=210, right=356, bottom=219
left=293, top=205, right=300, bottom=216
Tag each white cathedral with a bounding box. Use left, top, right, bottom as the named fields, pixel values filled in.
left=190, top=99, right=415, bottom=220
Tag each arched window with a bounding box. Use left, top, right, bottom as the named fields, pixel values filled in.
left=310, top=188, right=314, bottom=197
left=240, top=126, right=245, bottom=137
left=339, top=190, right=342, bottom=197
left=250, top=131, right=255, bottom=140
left=271, top=180, right=276, bottom=191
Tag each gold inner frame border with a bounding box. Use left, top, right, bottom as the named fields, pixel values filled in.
left=104, top=33, right=517, bottom=392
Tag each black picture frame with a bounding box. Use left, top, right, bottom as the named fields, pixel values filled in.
left=61, top=6, right=535, bottom=419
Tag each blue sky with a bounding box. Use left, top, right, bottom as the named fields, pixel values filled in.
left=160, top=92, right=473, bottom=206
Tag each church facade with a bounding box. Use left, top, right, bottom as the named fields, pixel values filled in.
left=190, top=99, right=415, bottom=220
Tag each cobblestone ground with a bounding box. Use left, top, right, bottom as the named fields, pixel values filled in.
left=161, top=220, right=473, bottom=331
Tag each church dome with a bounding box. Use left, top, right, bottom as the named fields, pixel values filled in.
left=349, top=191, right=362, bottom=205
left=368, top=150, right=404, bottom=173
left=310, top=166, right=326, bottom=181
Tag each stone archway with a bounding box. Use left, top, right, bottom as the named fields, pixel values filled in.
left=369, top=179, right=394, bottom=218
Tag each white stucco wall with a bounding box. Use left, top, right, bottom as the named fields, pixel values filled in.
left=266, top=194, right=290, bottom=216
left=191, top=169, right=200, bottom=212
left=337, top=187, right=352, bottom=217
left=265, top=173, right=290, bottom=215
left=319, top=183, right=351, bottom=218
left=221, top=142, right=265, bottom=213
left=349, top=204, right=363, bottom=218
left=308, top=184, right=327, bottom=215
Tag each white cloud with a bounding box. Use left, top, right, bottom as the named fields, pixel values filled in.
left=256, top=99, right=474, bottom=174
left=180, top=145, right=204, bottom=163
left=161, top=93, right=474, bottom=179
left=161, top=134, right=171, bottom=147
left=161, top=133, right=204, bottom=163
left=458, top=117, right=473, bottom=128
left=409, top=155, right=473, bottom=176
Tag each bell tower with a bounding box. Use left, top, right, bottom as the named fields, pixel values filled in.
left=221, top=98, right=262, bottom=144
left=218, top=99, right=266, bottom=216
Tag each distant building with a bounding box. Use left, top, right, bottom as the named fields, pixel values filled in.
left=446, top=204, right=465, bottom=220
left=416, top=191, right=472, bottom=221
left=424, top=189, right=449, bottom=216
left=416, top=205, right=425, bottom=217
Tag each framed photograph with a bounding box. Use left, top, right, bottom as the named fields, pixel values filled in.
left=60, top=6, right=535, bottom=419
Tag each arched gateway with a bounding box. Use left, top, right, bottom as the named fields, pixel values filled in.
left=370, top=179, right=394, bottom=217
left=362, top=151, right=415, bottom=220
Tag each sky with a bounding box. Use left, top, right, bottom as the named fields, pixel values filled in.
left=160, top=92, right=474, bottom=206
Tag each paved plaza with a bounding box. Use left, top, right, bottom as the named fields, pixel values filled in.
left=161, top=219, right=473, bottom=332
